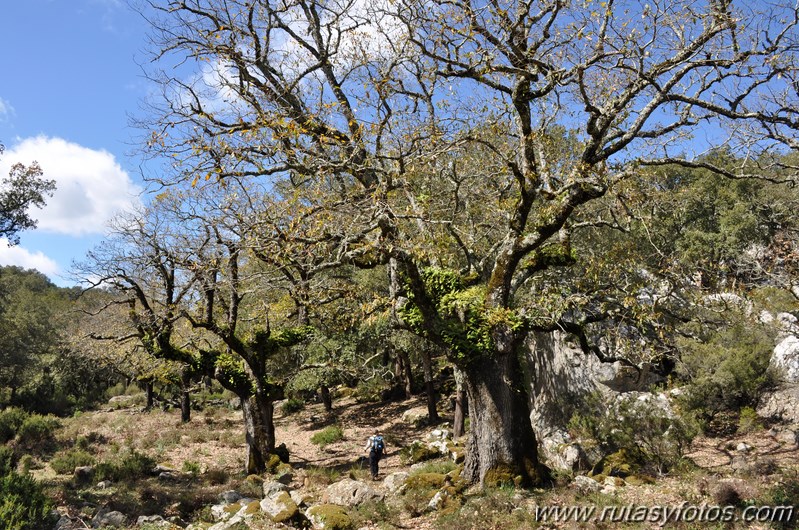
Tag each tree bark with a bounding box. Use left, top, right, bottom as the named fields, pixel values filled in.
left=462, top=351, right=547, bottom=487
left=241, top=390, right=276, bottom=474
left=397, top=348, right=415, bottom=399
left=180, top=370, right=191, bottom=423
left=320, top=385, right=333, bottom=412
left=420, top=349, right=439, bottom=424
left=145, top=380, right=154, bottom=410
left=453, top=367, right=467, bottom=438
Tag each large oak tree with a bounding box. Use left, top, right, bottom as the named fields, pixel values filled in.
left=141, top=0, right=799, bottom=486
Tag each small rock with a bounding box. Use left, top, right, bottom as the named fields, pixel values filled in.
left=276, top=471, right=294, bottom=485
left=263, top=480, right=290, bottom=497
left=306, top=504, right=353, bottom=530
left=96, top=480, right=112, bottom=490
left=427, top=489, right=449, bottom=512
left=736, top=442, right=753, bottom=453
left=159, top=471, right=181, bottom=481
left=74, top=466, right=94, bottom=482
left=382, top=472, right=409, bottom=493
left=290, top=490, right=314, bottom=507
left=776, top=429, right=798, bottom=446
left=136, top=515, right=169, bottom=527
left=573, top=475, right=601, bottom=493
left=220, top=490, right=242, bottom=504
left=92, top=510, right=126, bottom=528
left=260, top=491, right=299, bottom=523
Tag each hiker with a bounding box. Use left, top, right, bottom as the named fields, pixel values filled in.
left=364, top=431, right=386, bottom=480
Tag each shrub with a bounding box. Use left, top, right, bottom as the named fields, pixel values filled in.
left=678, top=320, right=776, bottom=420
left=15, top=414, right=60, bottom=451
left=569, top=392, right=698, bottom=475
left=737, top=406, right=762, bottom=434
left=182, top=460, right=201, bottom=475
left=0, top=446, right=16, bottom=475
left=761, top=474, right=799, bottom=529
left=0, top=471, right=54, bottom=530
left=311, top=425, right=344, bottom=447
left=95, top=450, right=156, bottom=482
left=50, top=449, right=96, bottom=475
left=0, top=408, right=29, bottom=444
left=281, top=397, right=305, bottom=415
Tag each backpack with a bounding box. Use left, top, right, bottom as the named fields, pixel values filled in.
left=373, top=435, right=384, bottom=454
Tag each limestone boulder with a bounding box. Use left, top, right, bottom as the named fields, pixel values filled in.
left=323, top=479, right=384, bottom=507
left=306, top=504, right=354, bottom=530
left=260, top=491, right=299, bottom=524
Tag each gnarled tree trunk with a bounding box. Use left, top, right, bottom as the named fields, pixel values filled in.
left=462, top=350, right=547, bottom=487
left=242, top=389, right=275, bottom=474
left=180, top=369, right=191, bottom=423
left=420, top=349, right=439, bottom=424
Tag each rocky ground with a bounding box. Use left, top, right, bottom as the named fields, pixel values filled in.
left=40, top=391, right=799, bottom=530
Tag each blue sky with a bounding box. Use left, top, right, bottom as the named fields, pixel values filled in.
left=0, top=0, right=151, bottom=286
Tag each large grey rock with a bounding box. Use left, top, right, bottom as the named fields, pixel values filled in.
left=773, top=336, right=799, bottom=383
left=524, top=332, right=666, bottom=471
left=92, top=511, right=126, bottom=528
left=758, top=385, right=799, bottom=424
left=323, top=479, right=384, bottom=506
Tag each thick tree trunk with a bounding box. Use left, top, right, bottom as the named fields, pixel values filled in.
left=420, top=350, right=439, bottom=424
left=462, top=351, right=547, bottom=487
left=242, top=390, right=276, bottom=474
left=453, top=367, right=467, bottom=438
left=320, top=385, right=333, bottom=412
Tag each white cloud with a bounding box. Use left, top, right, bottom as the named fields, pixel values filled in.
left=0, top=239, right=60, bottom=276
left=0, top=96, right=14, bottom=122
left=0, top=136, right=142, bottom=236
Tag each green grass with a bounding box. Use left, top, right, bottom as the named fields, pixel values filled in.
left=311, top=425, right=344, bottom=447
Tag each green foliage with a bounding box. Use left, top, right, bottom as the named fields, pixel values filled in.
left=280, top=397, right=305, bottom=415
left=94, top=449, right=155, bottom=482
left=0, top=470, right=54, bottom=530
left=50, top=448, right=96, bottom=475
left=182, top=460, right=201, bottom=475
left=0, top=407, right=29, bottom=443
left=15, top=414, right=60, bottom=451
left=398, top=267, right=523, bottom=367
left=569, top=392, right=698, bottom=475
left=310, top=425, right=344, bottom=447
left=761, top=473, right=799, bottom=529
left=0, top=445, right=16, bottom=475
left=737, top=406, right=762, bottom=434
left=678, top=319, right=776, bottom=419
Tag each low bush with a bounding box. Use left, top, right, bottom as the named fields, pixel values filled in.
left=0, top=470, right=54, bottom=530
left=0, top=408, right=29, bottom=443
left=569, top=391, right=698, bottom=475
left=311, top=425, right=344, bottom=447
left=280, top=397, right=305, bottom=415
left=15, top=414, right=60, bottom=451
left=95, top=450, right=156, bottom=482
left=50, top=448, right=96, bottom=475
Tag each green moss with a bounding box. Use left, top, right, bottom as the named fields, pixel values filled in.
left=265, top=454, right=282, bottom=472
left=590, top=449, right=640, bottom=478
left=267, top=492, right=298, bottom=523
left=307, top=504, right=353, bottom=530
left=624, top=474, right=656, bottom=486
left=405, top=472, right=447, bottom=490
left=400, top=442, right=439, bottom=464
